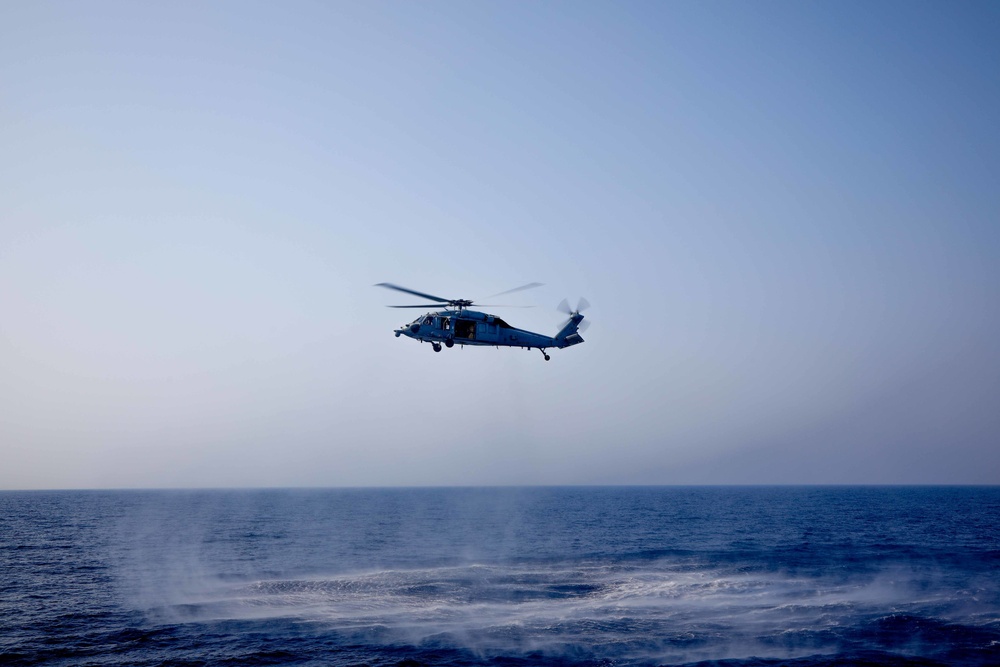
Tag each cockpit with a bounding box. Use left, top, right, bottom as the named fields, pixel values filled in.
left=410, top=314, right=451, bottom=330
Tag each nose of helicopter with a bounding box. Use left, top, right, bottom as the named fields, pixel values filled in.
left=393, top=319, right=423, bottom=338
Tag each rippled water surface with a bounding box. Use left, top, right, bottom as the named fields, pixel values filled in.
left=2, top=487, right=999, bottom=666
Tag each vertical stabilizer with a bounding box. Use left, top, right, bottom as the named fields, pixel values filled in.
left=555, top=312, right=585, bottom=347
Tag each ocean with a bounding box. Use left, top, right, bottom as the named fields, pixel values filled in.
left=1, top=487, right=998, bottom=666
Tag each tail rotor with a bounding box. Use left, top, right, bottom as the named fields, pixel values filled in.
left=556, top=297, right=591, bottom=334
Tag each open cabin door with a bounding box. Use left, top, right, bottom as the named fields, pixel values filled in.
left=455, top=319, right=476, bottom=340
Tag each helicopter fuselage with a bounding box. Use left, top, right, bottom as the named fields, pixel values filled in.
left=394, top=309, right=583, bottom=355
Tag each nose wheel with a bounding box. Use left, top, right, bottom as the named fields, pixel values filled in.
left=432, top=343, right=442, bottom=353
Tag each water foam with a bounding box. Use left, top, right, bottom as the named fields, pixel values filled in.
left=147, top=559, right=971, bottom=663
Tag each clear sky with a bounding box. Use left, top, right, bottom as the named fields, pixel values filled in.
left=2, top=1, right=998, bottom=489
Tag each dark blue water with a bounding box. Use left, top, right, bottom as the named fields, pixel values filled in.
left=2, top=487, right=998, bottom=666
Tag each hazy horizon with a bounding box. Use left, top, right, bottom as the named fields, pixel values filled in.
left=3, top=1, right=999, bottom=490
left=3, top=483, right=998, bottom=492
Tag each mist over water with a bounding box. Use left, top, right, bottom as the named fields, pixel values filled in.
left=2, top=487, right=999, bottom=666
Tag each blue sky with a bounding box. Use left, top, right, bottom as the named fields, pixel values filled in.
left=2, top=1, right=998, bottom=488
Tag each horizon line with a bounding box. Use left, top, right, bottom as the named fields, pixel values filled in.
left=2, top=483, right=998, bottom=493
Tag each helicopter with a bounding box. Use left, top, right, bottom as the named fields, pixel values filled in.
left=376, top=282, right=589, bottom=361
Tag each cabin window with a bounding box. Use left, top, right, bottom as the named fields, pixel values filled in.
left=478, top=322, right=498, bottom=338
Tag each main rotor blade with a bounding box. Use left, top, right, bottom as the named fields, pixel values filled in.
left=387, top=303, right=535, bottom=310
left=375, top=283, right=451, bottom=303
left=486, top=282, right=544, bottom=298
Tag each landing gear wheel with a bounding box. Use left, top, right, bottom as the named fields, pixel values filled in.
left=433, top=343, right=442, bottom=353
left=544, top=354, right=551, bottom=361
left=444, top=338, right=454, bottom=348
